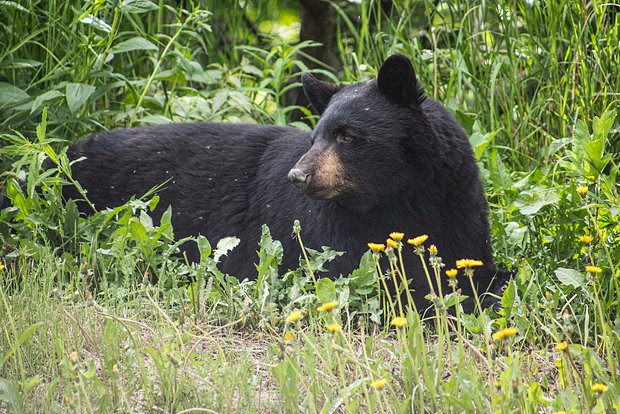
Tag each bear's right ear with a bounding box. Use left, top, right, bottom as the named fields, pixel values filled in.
left=302, top=73, right=340, bottom=115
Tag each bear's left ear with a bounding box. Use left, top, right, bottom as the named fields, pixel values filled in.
left=377, top=54, right=423, bottom=106
left=302, top=73, right=341, bottom=115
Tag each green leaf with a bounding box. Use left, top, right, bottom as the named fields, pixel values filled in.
left=0, top=82, right=29, bottom=108
left=121, top=0, right=159, bottom=13
left=0, top=378, right=21, bottom=412
left=197, top=235, right=212, bottom=263
left=514, top=188, right=559, bottom=216
left=554, top=267, right=586, bottom=288
left=63, top=199, right=79, bottom=239
left=79, top=14, right=112, bottom=32
left=316, top=278, right=337, bottom=303
left=160, top=205, right=174, bottom=239
left=469, top=122, right=499, bottom=160
left=129, top=218, right=148, bottom=242
left=30, top=90, right=63, bottom=114
left=65, top=83, right=95, bottom=114
left=110, top=36, right=158, bottom=54
left=1, top=322, right=44, bottom=368
left=500, top=279, right=516, bottom=318
left=214, top=237, right=240, bottom=263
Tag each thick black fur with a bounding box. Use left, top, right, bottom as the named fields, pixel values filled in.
left=60, top=54, right=508, bottom=309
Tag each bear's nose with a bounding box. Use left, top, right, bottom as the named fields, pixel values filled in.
left=288, top=168, right=311, bottom=190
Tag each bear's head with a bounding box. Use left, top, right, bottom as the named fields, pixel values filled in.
left=288, top=54, right=436, bottom=212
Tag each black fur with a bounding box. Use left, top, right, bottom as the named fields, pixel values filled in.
left=62, top=54, right=509, bottom=308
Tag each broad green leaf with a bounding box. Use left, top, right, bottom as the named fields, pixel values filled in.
left=110, top=36, right=158, bottom=54
left=129, top=217, right=148, bottom=242
left=0, top=58, right=42, bottom=70
left=30, top=90, right=63, bottom=114
left=514, top=188, right=559, bottom=216
left=0, top=82, right=29, bottom=107
left=121, top=0, right=159, bottom=13
left=66, top=83, right=95, bottom=114
left=197, top=235, right=212, bottom=263
left=80, top=14, right=112, bottom=32
left=469, top=122, right=499, bottom=160
left=316, top=278, right=337, bottom=303
left=554, top=267, right=585, bottom=288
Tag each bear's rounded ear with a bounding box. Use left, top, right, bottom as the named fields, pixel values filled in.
left=377, top=54, right=423, bottom=106
left=302, top=73, right=341, bottom=115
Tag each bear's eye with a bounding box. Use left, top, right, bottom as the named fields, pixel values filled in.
left=337, top=135, right=353, bottom=144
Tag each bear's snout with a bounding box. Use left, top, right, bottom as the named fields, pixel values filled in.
left=288, top=168, right=311, bottom=191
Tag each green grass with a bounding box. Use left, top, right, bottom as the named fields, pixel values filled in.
left=1, top=0, right=619, bottom=412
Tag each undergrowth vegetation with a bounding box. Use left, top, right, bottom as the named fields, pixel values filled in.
left=1, top=0, right=619, bottom=412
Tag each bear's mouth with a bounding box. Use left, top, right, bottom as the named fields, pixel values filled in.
left=301, top=186, right=340, bottom=200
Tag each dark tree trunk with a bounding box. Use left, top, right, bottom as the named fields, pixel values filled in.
left=288, top=0, right=339, bottom=118
left=299, top=0, right=339, bottom=71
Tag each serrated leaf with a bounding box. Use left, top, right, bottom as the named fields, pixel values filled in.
left=514, top=189, right=559, bottom=216
left=66, top=83, right=95, bottom=114
left=110, top=36, right=158, bottom=54
left=214, top=237, right=240, bottom=263
left=554, top=267, right=585, bottom=288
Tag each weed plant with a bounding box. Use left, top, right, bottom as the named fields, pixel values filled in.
left=1, top=0, right=619, bottom=412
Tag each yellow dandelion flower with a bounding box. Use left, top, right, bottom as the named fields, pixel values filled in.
left=579, top=234, right=593, bottom=244
left=407, top=234, right=429, bottom=247
left=317, top=301, right=339, bottom=312
left=585, top=265, right=602, bottom=274
left=286, top=310, right=302, bottom=323
left=554, top=341, right=568, bottom=351
left=370, top=378, right=387, bottom=389
left=327, top=323, right=341, bottom=333
left=390, top=316, right=408, bottom=328
left=428, top=244, right=438, bottom=255
left=576, top=186, right=588, bottom=196
left=386, top=238, right=398, bottom=249
left=0, top=264, right=5, bottom=271
left=492, top=327, right=518, bottom=341
left=477, top=347, right=485, bottom=354
left=591, top=383, right=608, bottom=392
left=389, top=232, right=404, bottom=241
left=284, top=332, right=294, bottom=341
left=445, top=268, right=458, bottom=279
left=368, top=243, right=385, bottom=252
left=456, top=258, right=484, bottom=269
left=551, top=411, right=567, bottom=414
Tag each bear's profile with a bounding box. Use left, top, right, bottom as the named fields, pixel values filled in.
left=63, top=55, right=507, bottom=308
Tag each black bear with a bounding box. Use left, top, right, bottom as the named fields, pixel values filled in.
left=62, top=55, right=507, bottom=308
